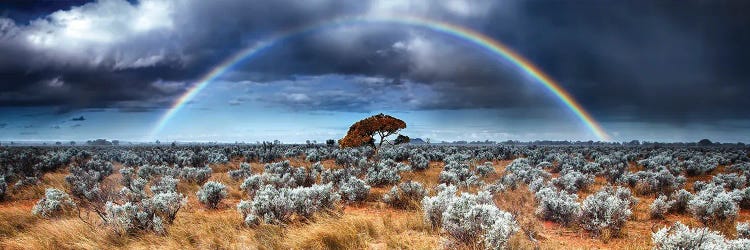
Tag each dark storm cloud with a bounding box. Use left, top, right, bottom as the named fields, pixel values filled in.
left=0, top=0, right=748, bottom=125
left=476, top=1, right=750, bottom=123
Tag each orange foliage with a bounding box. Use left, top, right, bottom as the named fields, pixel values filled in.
left=339, top=113, right=407, bottom=148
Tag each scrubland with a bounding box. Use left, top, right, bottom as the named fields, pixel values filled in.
left=1, top=144, right=749, bottom=249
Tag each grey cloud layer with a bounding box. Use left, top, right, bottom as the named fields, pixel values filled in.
left=0, top=0, right=748, bottom=124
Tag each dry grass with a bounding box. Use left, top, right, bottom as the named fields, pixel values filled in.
left=0, top=206, right=39, bottom=239
left=2, top=218, right=124, bottom=250
left=8, top=171, right=69, bottom=201
left=3, top=157, right=750, bottom=249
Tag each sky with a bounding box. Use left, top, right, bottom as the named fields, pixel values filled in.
left=0, top=0, right=749, bottom=143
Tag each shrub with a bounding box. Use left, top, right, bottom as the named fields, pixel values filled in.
left=693, top=180, right=707, bottom=192
left=365, top=161, right=401, bottom=186
left=738, top=222, right=750, bottom=239
left=339, top=177, right=370, bottom=203
left=321, top=168, right=356, bottom=187
left=0, top=177, right=6, bottom=200
left=476, top=162, right=496, bottom=177
left=579, top=186, right=634, bottom=237
left=383, top=181, right=427, bottom=209
left=32, top=188, right=76, bottom=218
left=684, top=160, right=717, bottom=176
left=180, top=166, right=212, bottom=184
left=552, top=170, right=594, bottom=193
left=396, top=162, right=412, bottom=172
left=250, top=184, right=340, bottom=224
left=439, top=162, right=479, bottom=187
left=196, top=181, right=227, bottom=209
left=650, top=195, right=675, bottom=219
left=712, top=173, right=746, bottom=190
left=535, top=186, right=580, bottom=225
left=66, top=165, right=109, bottom=201
left=688, top=183, right=739, bottom=226
left=422, top=184, right=458, bottom=229
left=669, top=189, right=694, bottom=213
left=147, top=191, right=186, bottom=223
left=239, top=174, right=264, bottom=195
left=440, top=191, right=518, bottom=249
left=528, top=178, right=546, bottom=193
left=105, top=201, right=166, bottom=235
left=228, top=162, right=252, bottom=180
left=622, top=169, right=683, bottom=195
left=120, top=167, right=135, bottom=187
left=410, top=154, right=429, bottom=170
left=652, top=221, right=749, bottom=249
left=732, top=187, right=750, bottom=209
left=150, top=176, right=179, bottom=194
left=501, top=158, right=550, bottom=188
left=121, top=177, right=148, bottom=202
left=14, top=176, right=40, bottom=189
left=237, top=200, right=260, bottom=227
left=137, top=164, right=175, bottom=180
left=305, top=149, right=322, bottom=162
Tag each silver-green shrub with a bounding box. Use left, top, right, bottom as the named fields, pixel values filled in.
left=579, top=186, right=634, bottom=236
left=535, top=186, right=580, bottom=225
left=32, top=188, right=76, bottom=218
left=196, top=181, right=227, bottom=209
left=339, top=177, right=370, bottom=203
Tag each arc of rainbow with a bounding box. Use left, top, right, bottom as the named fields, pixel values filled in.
left=151, top=15, right=611, bottom=141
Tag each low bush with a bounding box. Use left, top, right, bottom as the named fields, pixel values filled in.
left=652, top=221, right=750, bottom=249
left=32, top=188, right=76, bottom=218
left=476, top=162, right=496, bottom=177
left=579, top=186, right=634, bottom=237
left=250, top=184, right=340, bottom=224
left=147, top=191, right=186, bottom=224
left=440, top=191, right=518, bottom=249
left=738, top=222, right=750, bottom=239
left=534, top=186, right=580, bottom=225
left=422, top=184, right=458, bottom=229
left=669, top=189, right=694, bottom=213
left=650, top=195, right=675, bottom=219
left=439, top=162, right=479, bottom=187
left=383, top=181, right=427, bottom=209
left=228, top=162, right=252, bottom=180
left=150, top=176, right=179, bottom=194
left=688, top=183, right=739, bottom=227
left=196, top=181, right=227, bottom=209
left=732, top=187, right=750, bottom=209
left=552, top=170, right=594, bottom=193
left=410, top=154, right=429, bottom=171
left=0, top=177, right=6, bottom=200
left=365, top=160, right=401, bottom=186
left=179, top=166, right=212, bottom=184
left=105, top=201, right=165, bottom=235
left=712, top=173, right=746, bottom=190
left=339, top=177, right=370, bottom=203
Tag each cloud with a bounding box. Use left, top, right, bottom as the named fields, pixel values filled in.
left=228, top=99, right=243, bottom=106
left=0, top=0, right=748, bottom=126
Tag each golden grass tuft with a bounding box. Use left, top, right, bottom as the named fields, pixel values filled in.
left=1, top=218, right=124, bottom=250
left=285, top=215, right=378, bottom=249
left=0, top=206, right=39, bottom=239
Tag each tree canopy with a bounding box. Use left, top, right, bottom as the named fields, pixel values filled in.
left=339, top=113, right=407, bottom=148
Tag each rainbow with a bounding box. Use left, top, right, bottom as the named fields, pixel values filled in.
left=151, top=15, right=611, bottom=141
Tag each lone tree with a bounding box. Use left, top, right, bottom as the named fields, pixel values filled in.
left=339, top=113, right=408, bottom=149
